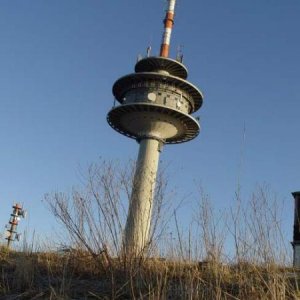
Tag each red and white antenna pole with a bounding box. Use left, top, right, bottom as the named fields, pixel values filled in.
left=5, top=203, right=26, bottom=249
left=160, top=0, right=176, bottom=58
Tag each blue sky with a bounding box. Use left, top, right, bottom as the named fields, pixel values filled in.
left=0, top=0, right=299, bottom=248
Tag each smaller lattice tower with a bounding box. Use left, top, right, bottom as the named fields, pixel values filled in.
left=107, top=0, right=203, bottom=255
left=5, top=203, right=26, bottom=249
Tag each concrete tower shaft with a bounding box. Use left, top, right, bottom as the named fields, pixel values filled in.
left=124, top=138, right=161, bottom=254
left=106, top=1, right=203, bottom=255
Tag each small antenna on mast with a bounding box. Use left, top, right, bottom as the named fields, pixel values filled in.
left=176, top=44, right=184, bottom=63
left=146, top=46, right=152, bottom=57
left=160, top=0, right=177, bottom=58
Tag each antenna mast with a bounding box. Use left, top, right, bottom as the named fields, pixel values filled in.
left=5, top=203, right=26, bottom=249
left=160, top=0, right=176, bottom=57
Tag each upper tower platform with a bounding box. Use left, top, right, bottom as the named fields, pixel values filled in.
left=135, top=56, right=188, bottom=79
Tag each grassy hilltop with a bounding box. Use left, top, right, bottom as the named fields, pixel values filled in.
left=1, top=246, right=300, bottom=299
left=1, top=162, right=298, bottom=299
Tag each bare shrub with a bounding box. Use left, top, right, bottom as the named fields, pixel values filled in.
left=45, top=159, right=172, bottom=258
left=228, top=184, right=290, bottom=266
left=194, top=186, right=228, bottom=263
left=40, top=159, right=295, bottom=299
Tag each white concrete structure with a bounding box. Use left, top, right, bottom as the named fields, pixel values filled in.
left=292, top=192, right=300, bottom=267
left=107, top=0, right=203, bottom=255
left=124, top=138, right=161, bottom=254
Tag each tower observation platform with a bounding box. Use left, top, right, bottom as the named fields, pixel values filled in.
left=108, top=56, right=202, bottom=144
left=107, top=0, right=203, bottom=255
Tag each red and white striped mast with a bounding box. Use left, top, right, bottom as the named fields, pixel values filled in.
left=160, top=0, right=176, bottom=58
left=5, top=203, right=26, bottom=249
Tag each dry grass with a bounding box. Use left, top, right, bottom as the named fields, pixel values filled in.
left=0, top=247, right=300, bottom=299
